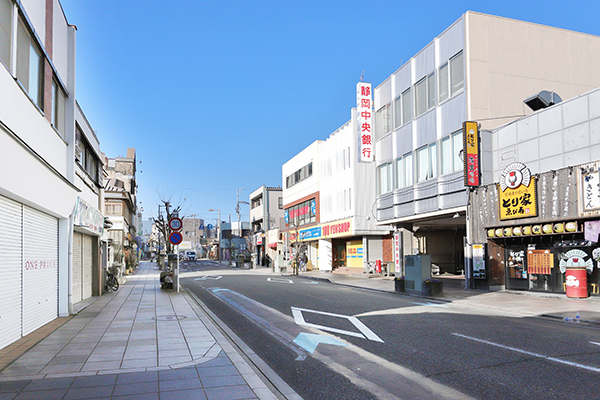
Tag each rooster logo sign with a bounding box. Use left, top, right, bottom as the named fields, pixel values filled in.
left=500, top=162, right=531, bottom=191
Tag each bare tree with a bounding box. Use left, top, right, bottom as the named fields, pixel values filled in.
left=152, top=199, right=182, bottom=269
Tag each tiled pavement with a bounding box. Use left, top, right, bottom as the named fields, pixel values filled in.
left=0, top=262, right=289, bottom=400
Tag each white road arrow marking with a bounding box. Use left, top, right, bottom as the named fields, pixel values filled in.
left=293, top=333, right=349, bottom=354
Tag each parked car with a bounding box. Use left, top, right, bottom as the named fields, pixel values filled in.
left=185, top=251, right=196, bottom=261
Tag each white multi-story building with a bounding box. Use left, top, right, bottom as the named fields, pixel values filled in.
left=282, top=109, right=391, bottom=273
left=0, top=0, right=78, bottom=350
left=72, top=102, right=105, bottom=304
left=373, top=11, right=600, bottom=275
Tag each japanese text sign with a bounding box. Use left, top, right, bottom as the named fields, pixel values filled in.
left=578, top=162, right=600, bottom=216
left=357, top=82, right=373, bottom=162
left=498, top=176, right=538, bottom=220
left=463, top=121, right=480, bottom=187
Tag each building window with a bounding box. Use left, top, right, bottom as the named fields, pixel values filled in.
left=441, top=130, right=464, bottom=175
left=439, top=63, right=449, bottom=102
left=0, top=0, right=12, bottom=68
left=415, top=73, right=435, bottom=117
left=450, top=52, right=464, bottom=96
left=251, top=196, right=262, bottom=209
left=286, top=198, right=316, bottom=227
left=377, top=162, right=393, bottom=195
left=52, top=79, right=66, bottom=136
left=278, top=197, right=283, bottom=209
left=16, top=16, right=44, bottom=109
left=375, top=103, right=391, bottom=140
left=76, top=127, right=101, bottom=185
left=416, top=143, right=437, bottom=182
left=106, top=203, right=122, bottom=216
left=286, top=162, right=313, bottom=188
left=439, top=51, right=464, bottom=103
left=396, top=152, right=414, bottom=189
left=394, top=89, right=412, bottom=129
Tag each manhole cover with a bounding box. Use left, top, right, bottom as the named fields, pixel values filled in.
left=152, top=315, right=187, bottom=321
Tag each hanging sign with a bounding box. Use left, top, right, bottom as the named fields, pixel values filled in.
left=394, top=231, right=402, bottom=274
left=463, top=121, right=480, bottom=187
left=498, top=162, right=538, bottom=220
left=357, top=82, right=373, bottom=162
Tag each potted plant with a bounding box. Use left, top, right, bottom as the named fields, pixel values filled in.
left=394, top=276, right=405, bottom=292
left=423, top=279, right=443, bottom=297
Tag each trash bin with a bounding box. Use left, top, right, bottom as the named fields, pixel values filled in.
left=376, top=260, right=382, bottom=274
left=566, top=267, right=587, bottom=298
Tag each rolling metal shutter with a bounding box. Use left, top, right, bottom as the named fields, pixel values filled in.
left=0, top=196, right=23, bottom=349
left=22, top=206, right=58, bottom=336
left=72, top=232, right=82, bottom=303
left=82, top=235, right=93, bottom=300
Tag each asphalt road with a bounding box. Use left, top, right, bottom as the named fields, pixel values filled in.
left=180, top=260, right=600, bottom=400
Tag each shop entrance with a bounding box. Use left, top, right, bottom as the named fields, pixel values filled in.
left=488, top=242, right=506, bottom=289
left=333, top=241, right=346, bottom=270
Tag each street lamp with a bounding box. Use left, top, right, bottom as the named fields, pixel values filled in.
left=209, top=209, right=221, bottom=263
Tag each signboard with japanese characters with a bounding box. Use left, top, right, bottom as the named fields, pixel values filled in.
left=73, top=197, right=104, bottom=236
left=577, top=161, right=600, bottom=217
left=463, top=121, right=480, bottom=187
left=394, top=231, right=402, bottom=274
left=357, top=82, right=373, bottom=162
left=498, top=162, right=538, bottom=220
left=472, top=244, right=486, bottom=279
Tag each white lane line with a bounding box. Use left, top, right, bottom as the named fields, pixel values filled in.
left=409, top=302, right=447, bottom=308
left=453, top=333, right=600, bottom=374
left=267, top=278, right=294, bottom=284
left=194, top=275, right=222, bottom=280
left=590, top=342, right=600, bottom=347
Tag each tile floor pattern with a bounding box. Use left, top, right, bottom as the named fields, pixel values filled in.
left=0, top=353, right=261, bottom=399
left=0, top=262, right=279, bottom=400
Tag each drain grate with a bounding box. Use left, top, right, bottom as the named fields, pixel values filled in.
left=152, top=315, right=187, bottom=321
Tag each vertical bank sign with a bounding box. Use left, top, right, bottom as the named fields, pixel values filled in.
left=463, top=121, right=480, bottom=187
left=357, top=82, right=373, bottom=162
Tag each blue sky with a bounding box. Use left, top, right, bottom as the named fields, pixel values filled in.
left=59, top=0, right=600, bottom=225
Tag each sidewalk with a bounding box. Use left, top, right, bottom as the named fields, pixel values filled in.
left=0, top=261, right=289, bottom=400
left=293, top=267, right=600, bottom=325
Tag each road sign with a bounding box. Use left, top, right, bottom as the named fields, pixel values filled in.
left=169, top=232, right=183, bottom=245
left=199, top=224, right=205, bottom=230
left=169, top=217, right=183, bottom=231
left=207, top=224, right=213, bottom=230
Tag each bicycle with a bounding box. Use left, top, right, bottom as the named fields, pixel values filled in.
left=105, top=266, right=119, bottom=292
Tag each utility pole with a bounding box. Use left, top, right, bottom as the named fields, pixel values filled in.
left=209, top=209, right=221, bottom=263
left=236, top=188, right=249, bottom=259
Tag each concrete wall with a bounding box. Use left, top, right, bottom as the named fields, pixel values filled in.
left=488, top=87, right=600, bottom=184
left=466, top=11, right=600, bottom=130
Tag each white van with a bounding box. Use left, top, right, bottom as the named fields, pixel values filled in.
left=185, top=251, right=196, bottom=261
